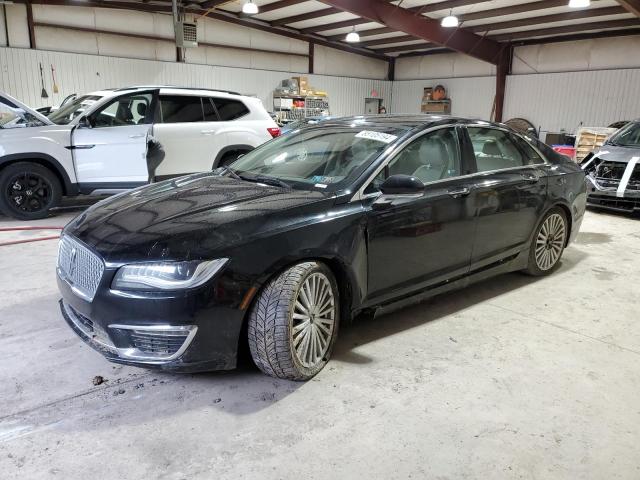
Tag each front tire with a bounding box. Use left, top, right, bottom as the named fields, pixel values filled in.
left=0, top=162, right=62, bottom=220
left=248, top=261, right=339, bottom=381
left=524, top=207, right=568, bottom=276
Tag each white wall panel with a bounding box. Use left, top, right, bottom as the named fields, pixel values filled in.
left=504, top=69, right=640, bottom=133
left=0, top=47, right=391, bottom=118
left=6, top=4, right=30, bottom=49
left=396, top=53, right=496, bottom=80
left=513, top=36, right=640, bottom=74
left=391, top=76, right=496, bottom=120
left=313, top=45, right=388, bottom=79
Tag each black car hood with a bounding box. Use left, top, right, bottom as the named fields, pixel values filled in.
left=595, top=144, right=640, bottom=163
left=67, top=173, right=332, bottom=262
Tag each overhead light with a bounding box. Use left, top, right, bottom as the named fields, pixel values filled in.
left=346, top=26, right=360, bottom=43
left=441, top=10, right=459, bottom=28
left=568, top=0, right=590, bottom=7
left=242, top=0, right=259, bottom=15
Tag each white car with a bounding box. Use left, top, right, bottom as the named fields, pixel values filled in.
left=0, top=87, right=280, bottom=219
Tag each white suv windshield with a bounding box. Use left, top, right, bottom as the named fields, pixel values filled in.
left=48, top=95, right=103, bottom=125
left=0, top=103, right=47, bottom=129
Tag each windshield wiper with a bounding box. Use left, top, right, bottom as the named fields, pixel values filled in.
left=215, top=166, right=243, bottom=181
left=241, top=174, right=290, bottom=189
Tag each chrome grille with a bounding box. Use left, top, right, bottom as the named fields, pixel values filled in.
left=57, top=236, right=104, bottom=301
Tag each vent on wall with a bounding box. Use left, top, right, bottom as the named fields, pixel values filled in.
left=176, top=22, right=198, bottom=48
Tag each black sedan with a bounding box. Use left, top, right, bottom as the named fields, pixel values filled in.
left=57, top=115, right=586, bottom=380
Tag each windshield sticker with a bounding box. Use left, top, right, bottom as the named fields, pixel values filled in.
left=296, top=149, right=308, bottom=162
left=314, top=183, right=328, bottom=189
left=355, top=130, right=398, bottom=144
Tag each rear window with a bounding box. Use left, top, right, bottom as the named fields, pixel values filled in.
left=213, top=97, right=249, bottom=121
left=160, top=96, right=203, bottom=123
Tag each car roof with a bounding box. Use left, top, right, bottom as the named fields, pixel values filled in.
left=84, top=86, right=243, bottom=98
left=309, top=114, right=506, bottom=131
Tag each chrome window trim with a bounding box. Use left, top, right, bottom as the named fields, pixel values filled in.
left=352, top=123, right=550, bottom=202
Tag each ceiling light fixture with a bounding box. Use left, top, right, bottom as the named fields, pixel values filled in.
left=568, top=0, right=590, bottom=7
left=441, top=9, right=459, bottom=28
left=346, top=27, right=360, bottom=43
left=242, top=0, right=259, bottom=15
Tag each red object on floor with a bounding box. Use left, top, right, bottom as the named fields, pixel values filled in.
left=0, top=235, right=60, bottom=247
left=552, top=145, right=576, bottom=159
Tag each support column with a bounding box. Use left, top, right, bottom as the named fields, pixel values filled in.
left=308, top=41, right=314, bottom=74
left=494, top=44, right=512, bottom=122
left=26, top=1, right=36, bottom=49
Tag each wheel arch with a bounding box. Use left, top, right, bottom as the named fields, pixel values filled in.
left=212, top=144, right=254, bottom=169
left=0, top=153, right=77, bottom=196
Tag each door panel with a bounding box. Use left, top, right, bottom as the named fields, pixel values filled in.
left=464, top=126, right=547, bottom=269
left=72, top=91, right=154, bottom=184
left=366, top=179, right=476, bottom=303
left=364, top=126, right=475, bottom=304
left=153, top=95, right=227, bottom=176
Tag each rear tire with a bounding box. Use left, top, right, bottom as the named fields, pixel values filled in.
left=248, top=261, right=339, bottom=381
left=0, top=162, right=62, bottom=220
left=524, top=207, right=568, bottom=276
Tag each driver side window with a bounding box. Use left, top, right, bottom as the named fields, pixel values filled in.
left=90, top=93, right=153, bottom=128
left=364, top=127, right=461, bottom=194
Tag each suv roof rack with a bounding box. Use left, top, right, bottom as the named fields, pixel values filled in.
left=112, top=85, right=242, bottom=96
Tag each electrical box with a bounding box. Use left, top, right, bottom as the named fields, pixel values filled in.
left=175, top=22, right=198, bottom=48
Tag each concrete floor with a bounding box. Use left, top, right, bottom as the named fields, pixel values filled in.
left=1, top=205, right=639, bottom=479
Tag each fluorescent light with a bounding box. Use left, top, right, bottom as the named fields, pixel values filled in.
left=242, top=0, right=259, bottom=15
left=568, top=0, right=590, bottom=7
left=346, top=27, right=360, bottom=43
left=441, top=10, right=459, bottom=28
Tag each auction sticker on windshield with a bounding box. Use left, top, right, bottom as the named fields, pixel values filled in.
left=355, top=130, right=398, bottom=144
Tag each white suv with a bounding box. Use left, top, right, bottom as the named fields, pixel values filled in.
left=0, top=86, right=280, bottom=219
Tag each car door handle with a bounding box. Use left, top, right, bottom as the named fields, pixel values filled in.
left=128, top=134, right=145, bottom=139
left=520, top=172, right=540, bottom=183
left=447, top=186, right=471, bottom=198
left=201, top=130, right=215, bottom=135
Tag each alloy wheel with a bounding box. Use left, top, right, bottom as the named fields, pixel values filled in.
left=535, top=213, right=566, bottom=271
left=6, top=172, right=53, bottom=214
left=291, top=272, right=336, bottom=368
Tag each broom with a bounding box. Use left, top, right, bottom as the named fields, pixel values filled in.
left=51, top=64, right=59, bottom=94
left=39, top=63, right=48, bottom=98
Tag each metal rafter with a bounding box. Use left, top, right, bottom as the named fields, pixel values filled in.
left=317, top=0, right=503, bottom=63
left=616, top=0, right=640, bottom=17
left=258, top=0, right=308, bottom=14
left=491, top=18, right=640, bottom=42
left=271, top=6, right=342, bottom=25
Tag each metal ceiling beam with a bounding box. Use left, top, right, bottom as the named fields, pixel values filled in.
left=317, top=0, right=503, bottom=63
left=616, top=0, right=640, bottom=17
left=23, top=0, right=389, bottom=60
left=468, top=6, right=627, bottom=33
left=200, top=0, right=232, bottom=9
left=491, top=18, right=640, bottom=42
left=458, top=0, right=568, bottom=22
left=377, top=42, right=437, bottom=54
left=258, top=0, right=308, bottom=14
left=361, top=34, right=415, bottom=47
left=271, top=6, right=342, bottom=26
left=513, top=26, right=640, bottom=45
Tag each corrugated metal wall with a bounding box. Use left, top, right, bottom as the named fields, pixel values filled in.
left=391, top=76, right=496, bottom=119
left=0, top=47, right=391, bottom=116
left=504, top=69, right=640, bottom=133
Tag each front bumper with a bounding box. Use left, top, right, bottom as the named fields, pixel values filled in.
left=57, top=268, right=248, bottom=373
left=585, top=175, right=640, bottom=213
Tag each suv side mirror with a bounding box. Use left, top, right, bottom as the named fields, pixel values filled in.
left=379, top=174, right=425, bottom=195
left=78, top=116, right=93, bottom=129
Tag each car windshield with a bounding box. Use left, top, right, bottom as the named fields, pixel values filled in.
left=48, top=95, right=104, bottom=125
left=607, top=121, right=640, bottom=147
left=0, top=102, right=47, bottom=129
left=228, top=125, right=409, bottom=191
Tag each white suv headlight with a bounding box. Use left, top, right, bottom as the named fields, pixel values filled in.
left=111, top=259, right=228, bottom=291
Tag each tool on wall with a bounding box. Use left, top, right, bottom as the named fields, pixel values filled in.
left=51, top=64, right=59, bottom=94
left=39, top=63, right=48, bottom=98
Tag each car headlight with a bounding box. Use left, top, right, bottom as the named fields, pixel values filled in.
left=111, top=259, right=228, bottom=291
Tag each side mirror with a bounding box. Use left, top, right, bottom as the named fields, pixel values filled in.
left=78, top=116, right=93, bottom=129
left=379, top=174, right=425, bottom=195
